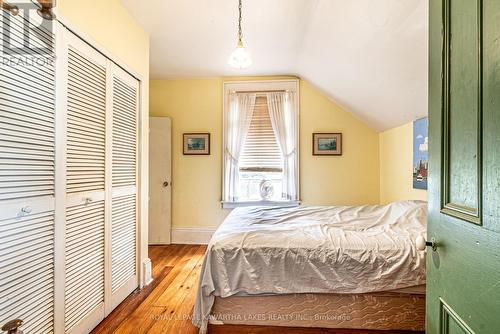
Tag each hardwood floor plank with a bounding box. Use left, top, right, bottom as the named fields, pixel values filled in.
left=91, top=265, right=172, bottom=334
left=154, top=245, right=205, bottom=306
left=152, top=246, right=206, bottom=333
left=150, top=245, right=186, bottom=277
left=91, top=245, right=188, bottom=334
left=92, top=245, right=424, bottom=334
left=113, top=245, right=205, bottom=334
left=207, top=325, right=423, bottom=334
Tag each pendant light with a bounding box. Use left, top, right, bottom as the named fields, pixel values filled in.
left=228, top=0, right=252, bottom=69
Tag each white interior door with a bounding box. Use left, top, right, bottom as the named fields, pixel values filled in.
left=61, top=30, right=107, bottom=334
left=0, top=8, right=56, bottom=332
left=106, top=63, right=140, bottom=313
left=1, top=14, right=142, bottom=333
left=55, top=26, right=141, bottom=333
left=148, top=117, right=171, bottom=245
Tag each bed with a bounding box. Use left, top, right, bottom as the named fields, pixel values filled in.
left=193, top=200, right=427, bottom=334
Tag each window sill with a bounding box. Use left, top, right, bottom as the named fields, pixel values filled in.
left=221, top=200, right=301, bottom=209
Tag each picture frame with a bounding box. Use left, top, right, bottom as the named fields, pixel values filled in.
left=183, top=133, right=210, bottom=155
left=413, top=117, right=428, bottom=189
left=313, top=133, right=342, bottom=156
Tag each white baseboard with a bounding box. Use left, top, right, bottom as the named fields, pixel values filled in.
left=171, top=227, right=216, bottom=245
left=142, top=258, right=153, bottom=286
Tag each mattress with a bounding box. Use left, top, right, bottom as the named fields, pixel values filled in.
left=210, top=290, right=426, bottom=331
left=193, top=201, right=427, bottom=334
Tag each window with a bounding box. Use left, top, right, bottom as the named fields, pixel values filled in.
left=239, top=96, right=284, bottom=201
left=222, top=81, right=299, bottom=207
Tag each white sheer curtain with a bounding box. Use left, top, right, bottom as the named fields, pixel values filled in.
left=267, top=92, right=297, bottom=200
left=224, top=93, right=256, bottom=202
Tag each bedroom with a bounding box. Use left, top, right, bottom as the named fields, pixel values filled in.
left=0, top=0, right=499, bottom=334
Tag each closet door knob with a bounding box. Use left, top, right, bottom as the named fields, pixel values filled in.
left=84, top=198, right=93, bottom=205
left=163, top=181, right=169, bottom=187
left=20, top=206, right=32, bottom=214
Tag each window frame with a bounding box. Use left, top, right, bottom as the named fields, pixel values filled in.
left=221, top=80, right=300, bottom=208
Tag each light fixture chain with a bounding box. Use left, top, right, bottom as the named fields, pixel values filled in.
left=238, top=0, right=243, bottom=44
left=228, top=0, right=251, bottom=69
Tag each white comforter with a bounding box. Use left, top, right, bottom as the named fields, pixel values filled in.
left=193, top=200, right=427, bottom=333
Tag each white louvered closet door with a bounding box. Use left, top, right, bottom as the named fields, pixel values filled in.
left=106, top=64, right=139, bottom=312
left=62, top=31, right=107, bottom=334
left=0, top=8, right=56, bottom=334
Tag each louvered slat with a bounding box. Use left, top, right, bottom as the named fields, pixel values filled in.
left=0, top=12, right=55, bottom=202
left=112, top=77, right=137, bottom=188
left=0, top=212, right=55, bottom=334
left=240, top=96, right=283, bottom=171
left=64, top=200, right=105, bottom=332
left=111, top=194, right=136, bottom=292
left=66, top=47, right=106, bottom=194
left=0, top=8, right=56, bottom=331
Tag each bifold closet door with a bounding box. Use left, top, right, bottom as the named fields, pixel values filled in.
left=0, top=8, right=56, bottom=333
left=106, top=65, right=139, bottom=312
left=61, top=31, right=107, bottom=334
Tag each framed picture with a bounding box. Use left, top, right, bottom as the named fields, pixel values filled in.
left=313, top=133, right=342, bottom=156
left=183, top=133, right=210, bottom=155
left=413, top=117, right=428, bottom=189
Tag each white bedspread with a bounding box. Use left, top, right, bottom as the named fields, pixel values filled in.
left=193, top=200, right=427, bottom=333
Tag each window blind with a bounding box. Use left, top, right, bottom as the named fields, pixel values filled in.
left=240, top=96, right=283, bottom=172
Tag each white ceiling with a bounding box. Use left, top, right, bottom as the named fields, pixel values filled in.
left=121, top=0, right=428, bottom=131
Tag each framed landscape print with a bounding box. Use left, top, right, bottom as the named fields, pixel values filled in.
left=183, top=133, right=210, bottom=155
left=313, top=133, right=342, bottom=156
left=413, top=118, right=428, bottom=189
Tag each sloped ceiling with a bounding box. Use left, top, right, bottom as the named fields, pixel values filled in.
left=121, top=0, right=428, bottom=131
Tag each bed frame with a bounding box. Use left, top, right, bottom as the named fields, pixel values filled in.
left=209, top=291, right=425, bottom=331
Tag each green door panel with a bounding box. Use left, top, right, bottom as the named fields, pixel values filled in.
left=482, top=0, right=500, bottom=233
left=446, top=0, right=480, bottom=213
left=441, top=299, right=475, bottom=334
left=428, top=0, right=500, bottom=333
left=447, top=321, right=471, bottom=334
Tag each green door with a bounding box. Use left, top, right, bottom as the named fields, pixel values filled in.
left=428, top=0, right=500, bottom=333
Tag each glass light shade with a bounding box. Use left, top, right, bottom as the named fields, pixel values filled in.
left=228, top=45, right=252, bottom=69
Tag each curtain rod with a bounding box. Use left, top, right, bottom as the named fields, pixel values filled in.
left=231, top=89, right=289, bottom=94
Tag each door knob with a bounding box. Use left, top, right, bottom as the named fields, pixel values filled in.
left=416, top=235, right=437, bottom=251
left=163, top=181, right=169, bottom=187
left=2, top=319, right=23, bottom=334
left=20, top=206, right=32, bottom=214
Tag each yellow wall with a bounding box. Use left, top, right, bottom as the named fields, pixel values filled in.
left=151, top=78, right=228, bottom=229
left=299, top=81, right=380, bottom=206
left=58, top=1, right=423, bottom=232
left=150, top=78, right=381, bottom=229
left=57, top=0, right=149, bottom=78
left=379, top=122, right=428, bottom=203
left=57, top=0, right=151, bottom=283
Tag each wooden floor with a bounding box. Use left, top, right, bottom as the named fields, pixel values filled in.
left=92, top=245, right=424, bottom=334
